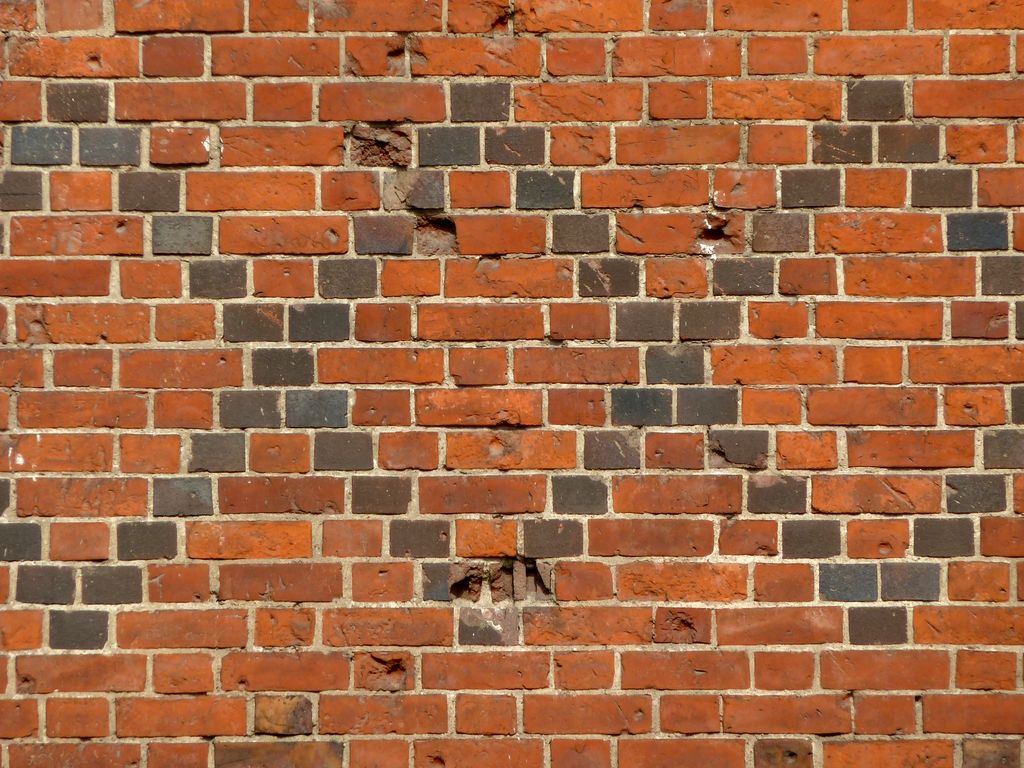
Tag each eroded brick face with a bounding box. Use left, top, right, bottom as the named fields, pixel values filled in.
left=0, top=0, right=1023, bottom=764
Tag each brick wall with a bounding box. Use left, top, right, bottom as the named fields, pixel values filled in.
left=1, top=0, right=1023, bottom=765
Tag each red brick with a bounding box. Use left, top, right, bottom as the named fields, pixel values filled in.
left=612, top=475, right=742, bottom=514
left=515, top=83, right=643, bottom=122
left=815, top=35, right=943, bottom=74
left=714, top=81, right=841, bottom=119
left=320, top=83, right=445, bottom=122
left=117, top=611, right=247, bottom=649
left=613, top=37, right=740, bottom=76
left=115, top=698, right=245, bottom=737
left=715, top=0, right=841, bottom=30
left=222, top=652, right=350, bottom=691
left=718, top=607, right=843, bottom=645
left=411, top=37, right=540, bottom=77
left=116, top=82, right=246, bottom=121
left=524, top=694, right=651, bottom=735
left=622, top=651, right=749, bottom=690
left=10, top=36, right=138, bottom=77
left=115, top=0, right=243, bottom=31
left=314, top=0, right=442, bottom=31
left=619, top=741, right=745, bottom=768
left=724, top=695, right=851, bottom=734
left=825, top=742, right=954, bottom=767
left=212, top=37, right=339, bottom=76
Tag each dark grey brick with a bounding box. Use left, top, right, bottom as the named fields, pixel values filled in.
left=47, top=82, right=109, bottom=122
left=552, top=214, right=608, bottom=254
left=912, top=169, right=973, bottom=208
left=946, top=475, right=1006, bottom=514
left=679, top=302, right=741, bottom=340
left=390, top=520, right=450, bottom=558
left=286, top=390, right=348, bottom=428
left=847, top=80, right=905, bottom=121
left=16, top=566, right=74, bottom=604
left=319, top=259, right=377, bottom=298
left=153, top=216, right=213, bottom=255
left=982, top=257, right=1024, bottom=295
left=351, top=477, right=412, bottom=515
left=782, top=519, right=841, bottom=559
left=709, top=430, right=769, bottom=470
left=1013, top=387, right=1024, bottom=423
left=459, top=606, right=517, bottom=646
left=50, top=611, right=108, bottom=650
left=713, top=258, right=774, bottom=296
left=11, top=126, right=73, bottom=165
left=353, top=216, right=414, bottom=255
left=288, top=304, right=350, bottom=342
left=253, top=349, right=314, bottom=386
left=118, top=521, right=178, bottom=560
left=820, top=563, right=877, bottom=601
left=0, top=171, right=43, bottom=211
left=523, top=519, right=584, bottom=558
left=220, top=391, right=280, bottom=429
left=617, top=302, right=673, bottom=341
left=948, top=212, right=1008, bottom=251
left=314, top=432, right=373, bottom=471
left=0, top=480, right=8, bottom=513
left=189, top=433, right=245, bottom=473
left=751, top=213, right=810, bottom=253
left=80, top=127, right=141, bottom=166
left=812, top=125, right=872, bottom=164
left=82, top=566, right=143, bottom=604
left=781, top=169, right=840, bottom=208
left=646, top=346, right=703, bottom=385
left=422, top=562, right=452, bottom=601
left=880, top=562, right=940, bottom=601
left=676, top=388, right=738, bottom=425
left=878, top=125, right=940, bottom=163
left=748, top=476, right=807, bottom=515
left=983, top=430, right=1024, bottom=469
left=152, top=478, right=213, bottom=518
left=418, top=126, right=480, bottom=166
left=119, top=172, right=180, bottom=212
left=584, top=431, right=641, bottom=470
left=579, top=259, right=639, bottom=297
left=0, top=524, right=42, bottom=561
left=485, top=126, right=545, bottom=165
left=848, top=606, right=907, bottom=645
left=190, top=260, right=247, bottom=299
left=963, top=739, right=1021, bottom=768
left=552, top=475, right=608, bottom=515
left=451, top=82, right=510, bottom=122
left=611, top=389, right=673, bottom=426
left=914, top=518, right=974, bottom=557
left=383, top=170, right=444, bottom=210
left=223, top=304, right=284, bottom=342
left=516, top=170, right=574, bottom=209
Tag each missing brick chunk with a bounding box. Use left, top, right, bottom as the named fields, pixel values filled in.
left=416, top=216, right=457, bottom=255
left=350, top=123, right=412, bottom=168
left=444, top=557, right=554, bottom=603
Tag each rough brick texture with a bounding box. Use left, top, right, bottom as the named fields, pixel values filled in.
left=1, top=0, right=1024, bottom=765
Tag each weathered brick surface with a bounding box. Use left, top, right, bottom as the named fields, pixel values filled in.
left=0, top=0, right=1023, bottom=763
